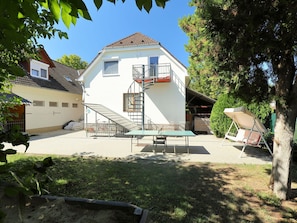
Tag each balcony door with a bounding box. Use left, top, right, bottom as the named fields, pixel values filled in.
left=149, top=56, right=158, bottom=77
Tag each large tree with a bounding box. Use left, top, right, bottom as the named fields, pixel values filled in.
left=181, top=0, right=297, bottom=200
left=57, top=54, right=88, bottom=70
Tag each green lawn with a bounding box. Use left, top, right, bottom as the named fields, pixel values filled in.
left=2, top=154, right=297, bottom=223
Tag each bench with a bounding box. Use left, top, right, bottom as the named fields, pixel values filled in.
left=225, top=129, right=261, bottom=146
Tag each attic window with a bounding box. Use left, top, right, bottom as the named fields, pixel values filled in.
left=41, top=69, right=47, bottom=78
left=30, top=59, right=49, bottom=80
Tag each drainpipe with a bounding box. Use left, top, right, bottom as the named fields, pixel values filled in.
left=142, top=65, right=145, bottom=131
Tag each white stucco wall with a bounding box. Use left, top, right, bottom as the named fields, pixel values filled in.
left=82, top=46, right=187, bottom=128
left=12, top=85, right=83, bottom=132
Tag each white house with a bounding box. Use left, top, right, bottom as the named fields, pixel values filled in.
left=10, top=48, right=84, bottom=134
left=78, top=32, right=205, bottom=134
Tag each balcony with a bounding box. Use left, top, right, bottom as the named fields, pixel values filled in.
left=132, top=63, right=171, bottom=83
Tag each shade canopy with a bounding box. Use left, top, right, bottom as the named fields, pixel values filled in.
left=223, top=107, right=267, bottom=133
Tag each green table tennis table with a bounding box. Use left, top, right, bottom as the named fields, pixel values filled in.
left=125, top=130, right=196, bottom=154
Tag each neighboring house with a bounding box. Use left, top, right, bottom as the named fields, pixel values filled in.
left=10, top=48, right=83, bottom=134
left=78, top=32, right=215, bottom=134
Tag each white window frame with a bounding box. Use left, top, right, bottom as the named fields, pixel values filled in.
left=31, top=69, right=39, bottom=77
left=41, top=68, right=47, bottom=78
left=30, top=59, right=49, bottom=80
left=103, top=60, right=119, bottom=76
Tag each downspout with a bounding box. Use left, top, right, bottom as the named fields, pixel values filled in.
left=142, top=65, right=145, bottom=131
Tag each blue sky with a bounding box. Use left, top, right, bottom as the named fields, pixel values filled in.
left=38, top=1, right=194, bottom=67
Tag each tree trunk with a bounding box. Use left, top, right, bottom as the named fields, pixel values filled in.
left=270, top=49, right=297, bottom=200
left=272, top=108, right=294, bottom=200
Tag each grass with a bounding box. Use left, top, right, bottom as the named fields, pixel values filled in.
left=2, top=154, right=297, bottom=223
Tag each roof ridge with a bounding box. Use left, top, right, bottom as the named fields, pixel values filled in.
left=105, top=32, right=159, bottom=48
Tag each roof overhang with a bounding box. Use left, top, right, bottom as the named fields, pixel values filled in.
left=0, top=93, right=31, bottom=105
left=186, top=88, right=216, bottom=105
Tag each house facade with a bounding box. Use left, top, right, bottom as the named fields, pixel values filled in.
left=78, top=32, right=192, bottom=133
left=10, top=48, right=84, bottom=134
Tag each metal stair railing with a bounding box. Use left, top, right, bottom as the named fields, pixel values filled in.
left=84, top=103, right=139, bottom=131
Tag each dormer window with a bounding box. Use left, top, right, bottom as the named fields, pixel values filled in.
left=31, top=69, right=39, bottom=77
left=30, top=59, right=49, bottom=80
left=41, top=69, right=47, bottom=78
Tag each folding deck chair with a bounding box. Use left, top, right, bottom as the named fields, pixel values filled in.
left=222, top=107, right=273, bottom=158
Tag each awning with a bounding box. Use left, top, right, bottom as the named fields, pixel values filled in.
left=0, top=93, right=31, bottom=105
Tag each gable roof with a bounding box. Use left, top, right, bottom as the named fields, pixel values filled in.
left=78, top=32, right=187, bottom=81
left=13, top=60, right=82, bottom=94
left=38, top=48, right=55, bottom=67
left=106, top=32, right=160, bottom=48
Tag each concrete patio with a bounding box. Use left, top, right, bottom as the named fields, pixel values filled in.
left=7, top=130, right=272, bottom=165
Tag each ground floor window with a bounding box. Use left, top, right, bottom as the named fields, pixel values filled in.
left=123, top=93, right=141, bottom=112
left=33, top=100, right=44, bottom=106
left=49, top=101, right=58, bottom=107
left=62, top=102, right=69, bottom=107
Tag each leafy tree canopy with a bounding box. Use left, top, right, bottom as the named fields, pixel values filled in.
left=181, top=0, right=297, bottom=200
left=57, top=54, right=88, bottom=70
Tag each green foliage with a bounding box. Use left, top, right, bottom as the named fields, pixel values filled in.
left=181, top=1, right=297, bottom=199
left=181, top=0, right=297, bottom=103
left=210, top=94, right=238, bottom=137
left=179, top=2, right=227, bottom=99
left=210, top=94, right=272, bottom=137
left=57, top=54, right=88, bottom=70
left=1, top=156, right=54, bottom=222
left=256, top=192, right=281, bottom=207
left=0, top=87, right=30, bottom=163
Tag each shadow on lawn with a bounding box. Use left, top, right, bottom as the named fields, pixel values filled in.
left=233, top=145, right=273, bottom=161
left=4, top=157, right=297, bottom=223
left=265, top=162, right=297, bottom=200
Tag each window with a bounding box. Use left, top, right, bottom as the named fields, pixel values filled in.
left=149, top=56, right=159, bottom=77
left=103, top=61, right=118, bottom=76
left=64, top=75, right=73, bottom=82
left=49, top=101, right=58, bottom=107
left=30, top=59, right=49, bottom=80
left=41, top=69, right=47, bottom=78
left=72, top=103, right=78, bottom=108
left=32, top=69, right=39, bottom=77
left=123, top=93, right=141, bottom=112
left=33, top=100, right=44, bottom=106
left=62, top=102, right=69, bottom=107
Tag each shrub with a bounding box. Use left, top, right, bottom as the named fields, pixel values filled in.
left=210, top=94, right=272, bottom=138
